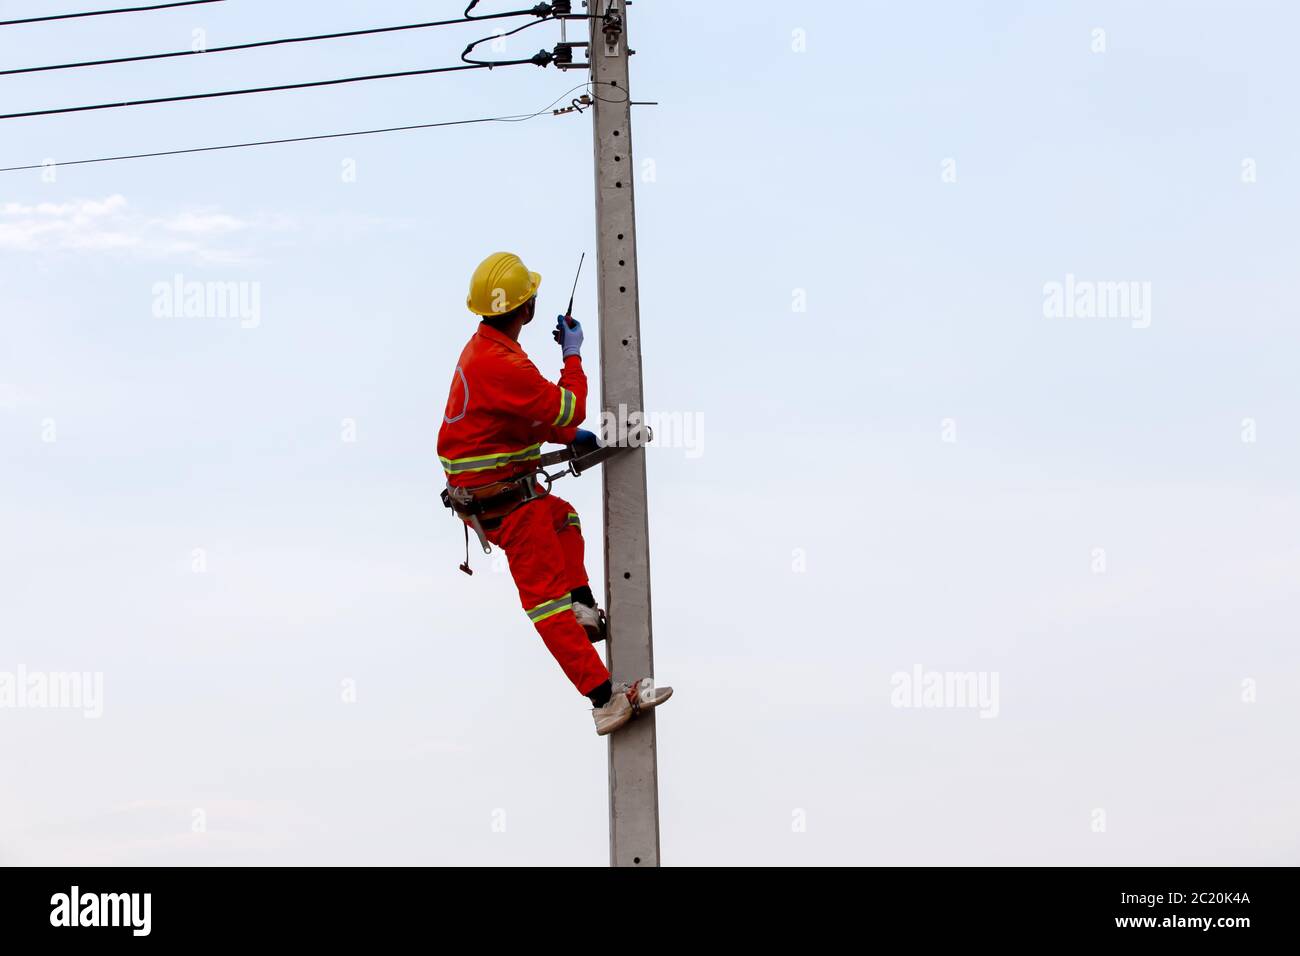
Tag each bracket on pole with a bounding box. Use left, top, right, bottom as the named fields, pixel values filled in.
left=601, top=10, right=622, bottom=56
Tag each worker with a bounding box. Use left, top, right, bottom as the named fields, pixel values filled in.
left=438, top=252, right=672, bottom=736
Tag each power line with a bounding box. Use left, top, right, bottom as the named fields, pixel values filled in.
left=0, top=59, right=552, bottom=122
left=0, top=0, right=223, bottom=27
left=462, top=14, right=556, bottom=66
left=0, top=8, right=552, bottom=77
left=0, top=83, right=594, bottom=173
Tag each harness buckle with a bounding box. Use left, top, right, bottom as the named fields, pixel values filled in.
left=518, top=470, right=553, bottom=501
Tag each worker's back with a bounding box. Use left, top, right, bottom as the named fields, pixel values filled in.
left=438, top=323, right=583, bottom=488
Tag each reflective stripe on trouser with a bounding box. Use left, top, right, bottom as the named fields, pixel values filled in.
left=527, top=595, right=572, bottom=624
left=484, top=493, right=604, bottom=695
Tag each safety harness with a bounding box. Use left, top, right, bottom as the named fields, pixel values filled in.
left=441, top=471, right=552, bottom=575
left=440, top=422, right=653, bottom=576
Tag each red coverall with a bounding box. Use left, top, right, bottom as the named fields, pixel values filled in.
left=438, top=323, right=610, bottom=696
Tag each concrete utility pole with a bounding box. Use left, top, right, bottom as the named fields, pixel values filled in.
left=588, top=0, right=660, bottom=867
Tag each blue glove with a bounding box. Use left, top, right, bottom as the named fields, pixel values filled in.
left=553, top=315, right=584, bottom=358
left=573, top=428, right=601, bottom=452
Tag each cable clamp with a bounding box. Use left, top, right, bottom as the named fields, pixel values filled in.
left=552, top=94, right=592, bottom=116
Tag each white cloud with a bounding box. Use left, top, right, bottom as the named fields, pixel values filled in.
left=160, top=210, right=248, bottom=235
left=0, top=194, right=285, bottom=265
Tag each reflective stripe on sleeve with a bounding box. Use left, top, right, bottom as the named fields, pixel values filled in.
left=552, top=388, right=576, bottom=427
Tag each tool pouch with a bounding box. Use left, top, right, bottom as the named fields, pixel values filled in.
left=440, top=474, right=550, bottom=575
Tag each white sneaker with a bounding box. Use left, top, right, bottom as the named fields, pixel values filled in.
left=592, top=689, right=632, bottom=736
left=573, top=602, right=607, bottom=643
left=592, top=677, right=674, bottom=736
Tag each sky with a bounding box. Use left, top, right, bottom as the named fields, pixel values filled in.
left=1, top=0, right=1298, bottom=866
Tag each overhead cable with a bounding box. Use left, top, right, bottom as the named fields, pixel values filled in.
left=0, top=0, right=223, bottom=28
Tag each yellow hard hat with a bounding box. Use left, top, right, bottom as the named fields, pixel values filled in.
left=466, top=251, right=542, bottom=316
